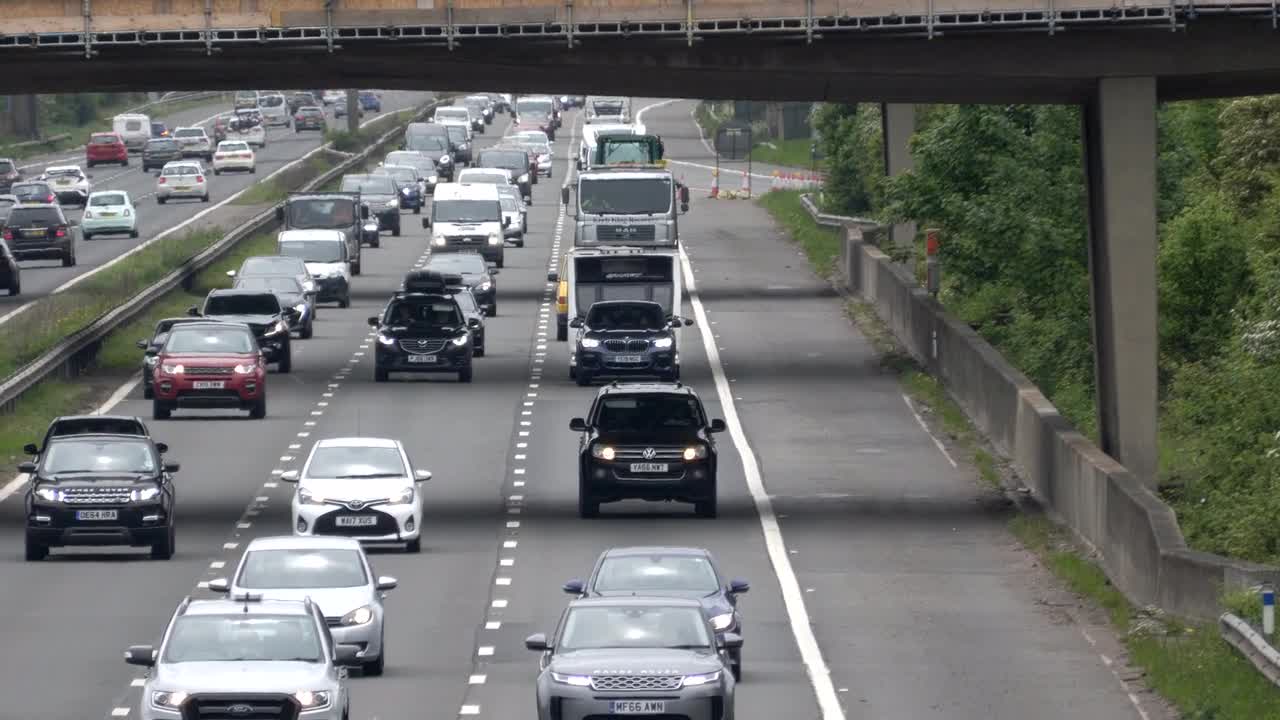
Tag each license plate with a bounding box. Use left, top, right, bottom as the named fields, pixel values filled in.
left=100, top=211, right=116, bottom=217
left=608, top=701, right=665, bottom=714
left=25, top=228, right=46, bottom=236
left=630, top=463, right=669, bottom=473
left=335, top=515, right=377, bottom=527
left=407, top=354, right=437, bottom=363
left=612, top=355, right=644, bottom=363
left=192, top=381, right=224, bottom=389
left=175, top=185, right=191, bottom=191
left=76, top=509, right=118, bottom=521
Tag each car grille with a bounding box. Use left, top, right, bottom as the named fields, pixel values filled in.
left=612, top=446, right=687, bottom=461
left=602, top=339, right=650, bottom=353
left=313, top=508, right=398, bottom=537
left=590, top=675, right=684, bottom=692
left=186, top=366, right=234, bottom=376
left=181, top=694, right=299, bottom=720
left=399, top=338, right=446, bottom=354
left=596, top=224, right=656, bottom=242
left=446, top=235, right=487, bottom=244
left=58, top=486, right=134, bottom=504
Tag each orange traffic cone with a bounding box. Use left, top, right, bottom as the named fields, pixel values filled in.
left=771, top=170, right=780, bottom=192
left=709, top=170, right=719, bottom=198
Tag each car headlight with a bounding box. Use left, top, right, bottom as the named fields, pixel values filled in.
left=302, top=279, right=317, bottom=292
left=439, top=155, right=452, bottom=164
left=377, top=333, right=395, bottom=346
left=653, top=337, right=674, bottom=349
left=161, top=363, right=184, bottom=374
left=132, top=486, right=162, bottom=502
left=82, top=210, right=94, bottom=219
left=401, top=187, right=413, bottom=196
left=388, top=486, right=415, bottom=505
left=428, top=175, right=438, bottom=183
left=294, top=303, right=309, bottom=317
left=681, top=671, right=721, bottom=687
left=683, top=445, right=708, bottom=461
left=477, top=280, right=492, bottom=292
left=298, top=487, right=327, bottom=505
left=580, top=338, right=601, bottom=349
left=145, top=356, right=160, bottom=366
left=433, top=235, right=447, bottom=246
left=591, top=444, right=615, bottom=461
left=710, top=613, right=734, bottom=631
left=293, top=690, right=331, bottom=710
left=34, top=486, right=59, bottom=502
left=550, top=672, right=591, bottom=687
left=386, top=197, right=399, bottom=209
left=340, top=605, right=374, bottom=626
left=234, top=363, right=258, bottom=374
left=451, top=333, right=470, bottom=346
left=272, top=320, right=288, bottom=334
left=151, top=691, right=189, bottom=709
left=487, top=232, right=501, bottom=245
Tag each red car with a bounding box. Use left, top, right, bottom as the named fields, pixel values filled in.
left=86, top=132, right=128, bottom=168
left=150, top=321, right=267, bottom=420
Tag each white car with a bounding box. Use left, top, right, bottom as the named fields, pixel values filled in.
left=283, top=437, right=431, bottom=553
left=511, top=129, right=551, bottom=145
left=81, top=190, right=138, bottom=239
left=258, top=93, right=291, bottom=127
left=495, top=184, right=527, bottom=240
left=322, top=90, right=345, bottom=106
left=456, top=167, right=513, bottom=186
left=156, top=161, right=209, bottom=204
left=172, top=126, right=213, bottom=160
left=41, top=165, right=91, bottom=207
left=227, top=112, right=267, bottom=148
left=212, top=141, right=256, bottom=175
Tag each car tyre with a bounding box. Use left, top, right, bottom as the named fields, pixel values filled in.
left=152, top=399, right=171, bottom=420
left=557, top=321, right=568, bottom=342
left=459, top=367, right=474, bottom=383
left=157, top=196, right=166, bottom=205
left=695, top=493, right=718, bottom=519
left=374, top=367, right=389, bottom=383
left=301, top=321, right=314, bottom=340
left=143, top=384, right=153, bottom=400
left=578, top=478, right=599, bottom=519
left=8, top=276, right=19, bottom=297
left=201, top=194, right=210, bottom=203
left=83, top=232, right=93, bottom=241
left=339, top=295, right=351, bottom=309
left=62, top=250, right=76, bottom=267
left=515, top=235, right=525, bottom=248
left=406, top=536, right=421, bottom=554
left=486, top=304, right=497, bottom=318
left=391, top=223, right=401, bottom=238
left=130, top=229, right=139, bottom=239
left=575, top=371, right=592, bottom=387
left=249, top=394, right=267, bottom=419
left=474, top=345, right=485, bottom=358
left=495, top=255, right=504, bottom=269
left=151, top=524, right=175, bottom=560
left=731, top=650, right=742, bottom=681
left=363, top=645, right=386, bottom=676
left=351, top=260, right=361, bottom=276
left=413, top=205, right=421, bottom=215
left=370, top=236, right=380, bottom=249
left=24, top=534, right=48, bottom=562
left=121, top=157, right=129, bottom=167
left=277, top=347, right=292, bottom=374
left=250, top=166, right=256, bottom=174
left=214, top=168, right=221, bottom=175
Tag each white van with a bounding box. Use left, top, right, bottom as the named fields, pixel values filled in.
left=422, top=183, right=507, bottom=267
left=431, top=106, right=472, bottom=128
left=258, top=93, right=290, bottom=127
left=276, top=229, right=355, bottom=307
left=112, top=113, right=152, bottom=152
left=552, top=246, right=683, bottom=344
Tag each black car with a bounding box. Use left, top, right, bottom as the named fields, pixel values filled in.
left=446, top=282, right=487, bottom=357
left=444, top=124, right=472, bottom=165
left=404, top=131, right=455, bottom=180
left=376, top=165, right=425, bottom=214
left=371, top=271, right=479, bottom=383
left=383, top=151, right=439, bottom=194
left=339, top=173, right=401, bottom=237
left=0, top=237, right=19, bottom=296
left=21, top=432, right=178, bottom=561
left=233, top=274, right=315, bottom=339
left=475, top=148, right=534, bottom=202
left=142, top=138, right=183, bottom=171
left=562, top=546, right=751, bottom=679
left=0, top=157, right=22, bottom=192
left=3, top=203, right=77, bottom=267
left=190, top=289, right=297, bottom=372
left=10, top=180, right=56, bottom=205
left=569, top=381, right=727, bottom=518
left=571, top=300, right=693, bottom=386
left=288, top=92, right=319, bottom=114
left=425, top=251, right=498, bottom=317
left=136, top=317, right=216, bottom=398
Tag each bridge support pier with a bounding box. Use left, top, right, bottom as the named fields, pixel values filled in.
left=881, top=103, right=917, bottom=249
left=1081, top=77, right=1158, bottom=487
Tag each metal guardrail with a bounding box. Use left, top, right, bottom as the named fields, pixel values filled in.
left=1220, top=613, right=1280, bottom=687
left=0, top=99, right=441, bottom=414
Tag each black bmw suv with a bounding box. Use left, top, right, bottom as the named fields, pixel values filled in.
left=570, top=382, right=727, bottom=519
left=22, top=432, right=179, bottom=561
left=190, top=289, right=297, bottom=372
left=571, top=300, right=693, bottom=386
left=371, top=271, right=480, bottom=383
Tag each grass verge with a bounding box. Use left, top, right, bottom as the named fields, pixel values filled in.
left=751, top=138, right=823, bottom=171
left=232, top=154, right=336, bottom=206
left=324, top=108, right=417, bottom=154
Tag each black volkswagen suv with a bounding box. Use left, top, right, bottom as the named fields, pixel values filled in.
left=571, top=300, right=692, bottom=386
left=371, top=271, right=480, bottom=383
left=22, top=432, right=178, bottom=561
left=191, top=289, right=297, bottom=372
left=570, top=382, right=727, bottom=518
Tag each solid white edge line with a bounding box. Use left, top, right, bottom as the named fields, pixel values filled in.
left=677, top=244, right=845, bottom=720
left=901, top=394, right=959, bottom=468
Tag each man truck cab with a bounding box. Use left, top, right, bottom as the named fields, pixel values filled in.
left=562, top=166, right=690, bottom=248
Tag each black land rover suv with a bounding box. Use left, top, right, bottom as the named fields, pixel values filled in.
left=22, top=432, right=178, bottom=561
left=570, top=382, right=727, bottom=519
left=370, top=270, right=480, bottom=383
left=571, top=300, right=693, bottom=386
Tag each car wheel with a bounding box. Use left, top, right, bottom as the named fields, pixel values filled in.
left=277, top=347, right=292, bottom=373
left=8, top=276, right=18, bottom=296
left=557, top=322, right=568, bottom=342
left=495, top=255, right=504, bottom=269
left=201, top=194, right=210, bottom=203
left=486, top=304, right=497, bottom=318
left=374, top=367, right=389, bottom=382
left=214, top=168, right=221, bottom=175
left=83, top=232, right=92, bottom=241
left=413, top=205, right=421, bottom=215
left=152, top=399, right=171, bottom=420
left=569, top=365, right=576, bottom=380
left=458, top=367, right=473, bottom=383
left=130, top=229, right=139, bottom=239
left=364, top=644, right=386, bottom=676
left=301, top=321, right=313, bottom=340
left=87, top=161, right=95, bottom=168
left=695, top=494, right=718, bottom=518
left=391, top=223, right=401, bottom=237
left=151, top=524, right=175, bottom=560
left=731, top=650, right=742, bottom=681
left=157, top=196, right=166, bottom=205
left=578, top=477, right=599, bottom=519
left=62, top=251, right=75, bottom=268
left=406, top=536, right=421, bottom=553
left=370, top=236, right=380, bottom=248
left=250, top=166, right=256, bottom=174
left=24, top=534, right=48, bottom=562
left=143, top=384, right=153, bottom=400
left=249, top=393, right=267, bottom=419
left=575, top=371, right=592, bottom=387
left=339, top=295, right=351, bottom=309
left=473, top=345, right=485, bottom=358
left=122, top=158, right=129, bottom=167
left=351, top=260, right=361, bottom=276
left=516, top=236, right=525, bottom=248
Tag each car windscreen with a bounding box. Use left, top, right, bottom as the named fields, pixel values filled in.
left=0, top=160, right=14, bottom=173
left=305, top=445, right=406, bottom=479
left=383, top=299, right=462, bottom=326
left=436, top=108, right=469, bottom=120
left=452, top=291, right=478, bottom=313
left=90, top=134, right=118, bottom=145
left=446, top=126, right=468, bottom=144
left=579, top=177, right=672, bottom=214
left=236, top=276, right=303, bottom=294
left=286, top=199, right=355, bottom=230
left=462, top=172, right=507, bottom=184
left=478, top=151, right=527, bottom=169
left=88, top=193, right=126, bottom=207
left=173, top=128, right=204, bottom=139
left=406, top=135, right=449, bottom=153
left=237, top=548, right=368, bottom=589
left=558, top=605, right=711, bottom=651
left=11, top=182, right=49, bottom=197
left=218, top=142, right=250, bottom=153
left=7, top=207, right=61, bottom=225
left=45, top=168, right=82, bottom=178
left=594, top=394, right=704, bottom=432
left=499, top=195, right=520, bottom=212
left=594, top=554, right=720, bottom=593
left=340, top=176, right=396, bottom=195
left=41, top=439, right=156, bottom=474
left=261, top=95, right=284, bottom=107
left=205, top=294, right=281, bottom=315
left=518, top=99, right=553, bottom=114
left=586, top=303, right=666, bottom=330
left=146, top=140, right=179, bottom=152
left=49, top=417, right=145, bottom=437
left=165, top=327, right=255, bottom=354
left=279, top=239, right=344, bottom=263
left=427, top=253, right=487, bottom=274
left=433, top=199, right=500, bottom=223
left=163, top=615, right=323, bottom=663
left=162, top=165, right=199, bottom=176
left=387, top=153, right=435, bottom=170
left=242, top=256, right=305, bottom=276
left=383, top=167, right=417, bottom=183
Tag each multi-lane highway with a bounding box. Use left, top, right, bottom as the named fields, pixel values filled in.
left=0, top=91, right=427, bottom=315
left=0, top=100, right=1169, bottom=720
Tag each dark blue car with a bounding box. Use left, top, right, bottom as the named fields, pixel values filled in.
left=563, top=546, right=750, bottom=680
left=359, top=92, right=382, bottom=112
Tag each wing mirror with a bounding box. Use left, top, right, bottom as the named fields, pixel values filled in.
left=224, top=270, right=236, bottom=278
left=467, top=318, right=482, bottom=329
left=186, top=306, right=201, bottom=317
left=18, top=460, right=37, bottom=473
left=376, top=575, right=398, bottom=591
left=163, top=461, right=181, bottom=473
left=568, top=317, right=583, bottom=329
left=562, top=579, right=585, bottom=595
left=679, top=186, right=690, bottom=204
left=22, top=443, right=39, bottom=456
left=681, top=202, right=690, bottom=213
left=709, top=419, right=728, bottom=433
left=274, top=206, right=285, bottom=221
left=155, top=442, right=169, bottom=454
left=728, top=578, right=750, bottom=594
left=547, top=271, right=559, bottom=283
left=681, top=317, right=694, bottom=327
left=524, top=633, right=549, bottom=652
left=279, top=469, right=300, bottom=482
left=569, top=417, right=588, bottom=432
left=422, top=217, right=431, bottom=229
left=415, top=469, right=432, bottom=481
left=123, top=645, right=156, bottom=667
left=367, top=316, right=380, bottom=327
left=334, top=644, right=362, bottom=666
left=560, top=186, right=570, bottom=205
left=135, top=339, right=149, bottom=350
left=207, top=578, right=230, bottom=593
left=720, top=632, right=744, bottom=650
left=502, top=217, right=510, bottom=228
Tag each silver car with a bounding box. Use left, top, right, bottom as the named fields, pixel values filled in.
left=124, top=595, right=355, bottom=720
left=208, top=535, right=398, bottom=676
left=526, top=597, right=738, bottom=720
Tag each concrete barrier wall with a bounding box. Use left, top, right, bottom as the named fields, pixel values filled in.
left=840, top=227, right=1280, bottom=620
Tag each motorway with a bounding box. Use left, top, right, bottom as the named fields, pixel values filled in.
left=0, top=101, right=1163, bottom=720
left=0, top=91, right=427, bottom=316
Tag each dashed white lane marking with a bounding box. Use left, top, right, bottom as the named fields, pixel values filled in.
left=236, top=522, right=252, bottom=529
left=513, top=468, right=526, bottom=475
left=210, top=561, right=225, bottom=569
left=503, top=540, right=518, bottom=548
left=678, top=243, right=846, bottom=720
left=506, top=521, right=520, bottom=528
left=223, top=542, right=238, bottom=550
left=460, top=705, right=481, bottom=716
left=500, top=558, right=515, bottom=566
left=469, top=675, right=487, bottom=684
left=513, top=480, right=525, bottom=488
left=130, top=678, right=146, bottom=687
left=485, top=621, right=502, bottom=630
left=902, top=394, right=959, bottom=468
left=255, top=495, right=270, bottom=502
left=491, top=599, right=508, bottom=608
left=477, top=646, right=495, bottom=656
left=496, top=577, right=512, bottom=586
left=112, top=706, right=130, bottom=716
left=514, top=454, right=527, bottom=460
left=516, top=442, right=528, bottom=448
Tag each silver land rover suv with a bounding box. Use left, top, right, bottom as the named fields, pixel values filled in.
left=125, top=594, right=357, bottom=720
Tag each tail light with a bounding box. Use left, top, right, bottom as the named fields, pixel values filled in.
left=158, top=177, right=167, bottom=184
left=2, top=230, right=11, bottom=240
left=195, top=176, right=205, bottom=183
left=54, top=226, right=67, bottom=238
left=295, top=114, right=304, bottom=121
left=239, top=153, right=252, bottom=159
left=44, top=194, right=54, bottom=203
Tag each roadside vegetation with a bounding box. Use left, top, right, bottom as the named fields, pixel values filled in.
left=1, top=93, right=226, bottom=159
left=807, top=99, right=1280, bottom=565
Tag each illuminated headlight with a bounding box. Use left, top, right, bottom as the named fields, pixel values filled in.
left=683, top=445, right=708, bottom=461
left=234, top=363, right=257, bottom=375
left=710, top=612, right=734, bottom=631
left=293, top=690, right=331, bottom=710
left=550, top=672, right=591, bottom=687
left=460, top=143, right=470, bottom=151
left=386, top=197, right=399, bottom=209
left=161, top=363, right=184, bottom=375
left=653, top=337, right=674, bottom=349
left=451, top=333, right=470, bottom=346
left=132, top=486, right=162, bottom=502
left=271, top=320, right=288, bottom=334
left=377, top=333, right=395, bottom=346
left=340, top=606, right=374, bottom=626
left=681, top=671, right=721, bottom=687
left=298, top=487, right=326, bottom=505
left=294, top=303, right=309, bottom=317
left=580, top=338, right=601, bottom=349
left=518, top=173, right=529, bottom=183
left=388, top=486, right=415, bottom=505
left=591, top=445, right=615, bottom=461
left=401, top=187, right=413, bottom=195
left=34, top=486, right=59, bottom=502
left=151, top=691, right=189, bottom=709
left=428, top=175, right=438, bottom=183
left=302, top=279, right=317, bottom=293
left=433, top=235, right=447, bottom=246
left=145, top=356, right=159, bottom=366
left=477, top=280, right=492, bottom=292
left=439, top=155, right=452, bottom=164
left=487, top=232, right=501, bottom=245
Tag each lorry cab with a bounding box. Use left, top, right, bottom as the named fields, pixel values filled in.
left=275, top=192, right=369, bottom=275
left=562, top=166, right=690, bottom=248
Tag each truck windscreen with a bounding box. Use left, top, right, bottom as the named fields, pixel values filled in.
left=579, top=177, right=671, bottom=215
left=286, top=199, right=356, bottom=230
